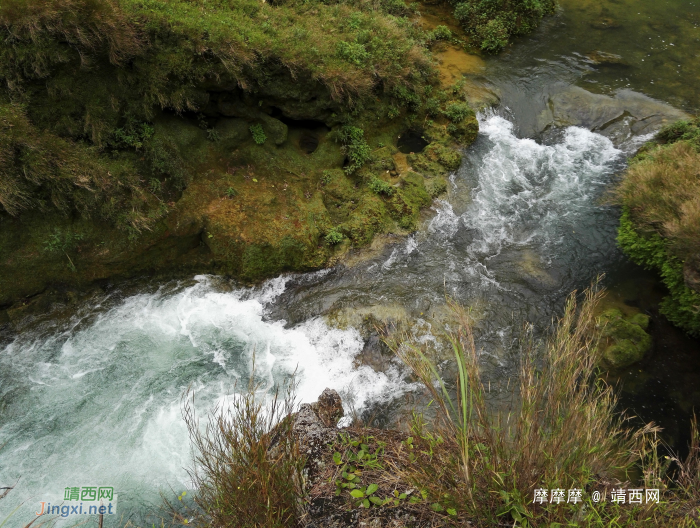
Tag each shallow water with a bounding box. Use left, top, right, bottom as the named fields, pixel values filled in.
left=2, top=1, right=700, bottom=526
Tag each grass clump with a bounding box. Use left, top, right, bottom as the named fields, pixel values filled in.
left=451, top=0, right=557, bottom=53
left=368, top=176, right=394, bottom=196
left=335, top=126, right=372, bottom=174
left=384, top=285, right=700, bottom=526
left=615, top=117, right=700, bottom=335
left=181, top=385, right=304, bottom=528
left=324, top=227, right=344, bottom=245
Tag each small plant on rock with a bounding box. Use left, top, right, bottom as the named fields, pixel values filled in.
left=250, top=124, right=267, bottom=145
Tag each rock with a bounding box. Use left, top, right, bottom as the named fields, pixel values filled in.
left=539, top=87, right=689, bottom=143
left=214, top=117, right=249, bottom=145
left=590, top=17, right=621, bottom=30
left=598, top=308, right=652, bottom=369
left=310, top=388, right=344, bottom=428
left=217, top=95, right=261, bottom=119
left=291, top=389, right=344, bottom=486
left=586, top=51, right=630, bottom=68
left=259, top=114, right=289, bottom=145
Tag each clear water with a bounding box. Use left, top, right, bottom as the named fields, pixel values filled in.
left=3, top=1, right=700, bottom=526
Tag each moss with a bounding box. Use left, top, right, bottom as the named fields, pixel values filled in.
left=426, top=177, right=448, bottom=197
left=452, top=0, right=557, bottom=53
left=615, top=117, right=700, bottom=336
left=0, top=0, right=487, bottom=305
left=598, top=308, right=652, bottom=369
left=617, top=209, right=700, bottom=336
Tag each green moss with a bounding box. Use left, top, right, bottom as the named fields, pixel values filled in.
left=598, top=308, right=652, bottom=369
left=241, top=237, right=308, bottom=280
left=452, top=0, right=557, bottom=53
left=617, top=209, right=700, bottom=336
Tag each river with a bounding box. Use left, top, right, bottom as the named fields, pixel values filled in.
left=1, top=0, right=699, bottom=526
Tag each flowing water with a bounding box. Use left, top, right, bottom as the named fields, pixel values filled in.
left=2, top=1, right=700, bottom=526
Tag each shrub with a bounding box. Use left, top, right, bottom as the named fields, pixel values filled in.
left=453, top=0, right=556, bottom=53
left=442, top=101, right=472, bottom=122
left=250, top=124, right=267, bottom=145
left=368, top=176, right=394, bottom=196
left=337, top=41, right=370, bottom=67
left=429, top=25, right=452, bottom=42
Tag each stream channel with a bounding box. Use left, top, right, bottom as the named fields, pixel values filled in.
left=1, top=0, right=700, bottom=525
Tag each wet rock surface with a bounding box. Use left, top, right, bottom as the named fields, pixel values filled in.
left=538, top=87, right=688, bottom=143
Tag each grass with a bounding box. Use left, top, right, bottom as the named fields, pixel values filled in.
left=180, top=383, right=305, bottom=528
left=615, top=117, right=700, bottom=335
left=385, top=285, right=700, bottom=526
left=174, top=286, right=700, bottom=527
left=450, top=0, right=557, bottom=53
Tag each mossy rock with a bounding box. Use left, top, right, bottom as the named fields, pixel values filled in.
left=214, top=118, right=250, bottom=146
left=598, top=308, right=652, bottom=369
left=426, top=177, right=448, bottom=197
left=447, top=115, right=479, bottom=144
left=408, top=143, right=462, bottom=177
left=259, top=114, right=288, bottom=146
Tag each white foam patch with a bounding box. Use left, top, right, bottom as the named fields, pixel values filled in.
left=0, top=276, right=410, bottom=525
left=464, top=115, right=622, bottom=258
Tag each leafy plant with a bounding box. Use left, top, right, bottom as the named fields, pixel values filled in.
left=368, top=176, right=394, bottom=196
left=325, top=228, right=344, bottom=245
left=337, top=41, right=370, bottom=67
left=250, top=124, right=267, bottom=145
left=335, top=126, right=372, bottom=174
left=225, top=187, right=237, bottom=198
left=442, top=102, right=472, bottom=123
left=453, top=0, right=556, bottom=53
left=429, top=25, right=452, bottom=42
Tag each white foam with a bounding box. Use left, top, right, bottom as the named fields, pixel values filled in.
left=464, top=115, right=622, bottom=258
left=0, top=276, right=411, bottom=526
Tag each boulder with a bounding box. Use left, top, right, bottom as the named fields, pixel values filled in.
left=538, top=87, right=689, bottom=143
left=598, top=308, right=652, bottom=369
left=259, top=114, right=289, bottom=145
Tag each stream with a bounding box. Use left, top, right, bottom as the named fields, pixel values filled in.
left=2, top=0, right=700, bottom=526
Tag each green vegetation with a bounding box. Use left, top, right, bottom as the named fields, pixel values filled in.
left=368, top=176, right=394, bottom=196
left=335, top=126, right=372, bottom=174
left=0, top=0, right=485, bottom=306
left=616, top=117, right=700, bottom=336
left=181, top=385, right=304, bottom=528
left=451, top=0, right=557, bottom=53
left=179, top=287, right=700, bottom=527
left=249, top=124, right=267, bottom=145
left=597, top=307, right=652, bottom=369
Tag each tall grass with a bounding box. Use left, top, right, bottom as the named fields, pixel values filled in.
left=181, top=384, right=305, bottom=528
left=387, top=286, right=700, bottom=526
left=616, top=140, right=700, bottom=261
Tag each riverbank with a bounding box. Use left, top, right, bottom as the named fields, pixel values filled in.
left=0, top=0, right=501, bottom=309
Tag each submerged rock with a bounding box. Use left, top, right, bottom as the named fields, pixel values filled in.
left=598, top=308, right=652, bottom=369
left=538, top=86, right=688, bottom=143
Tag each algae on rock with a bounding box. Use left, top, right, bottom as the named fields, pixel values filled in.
left=597, top=308, right=652, bottom=369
